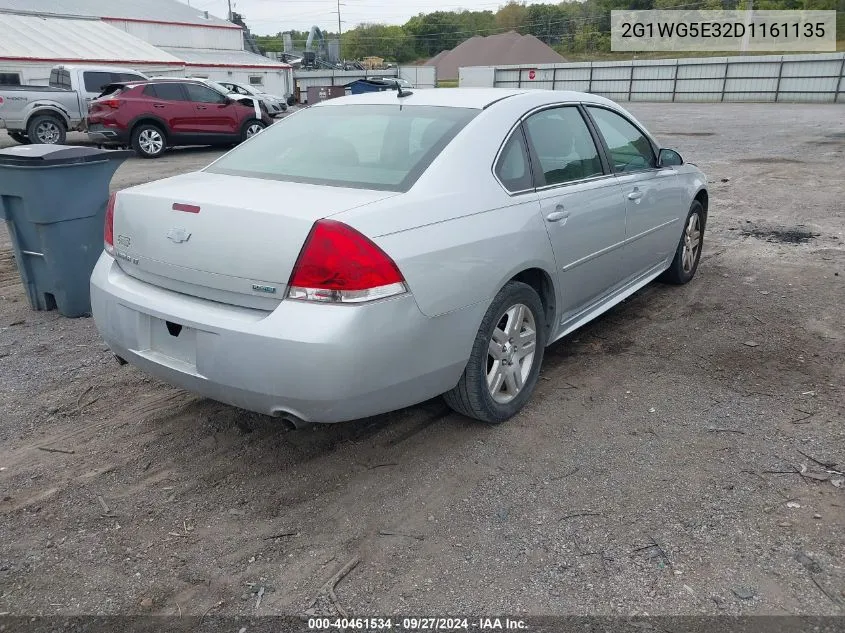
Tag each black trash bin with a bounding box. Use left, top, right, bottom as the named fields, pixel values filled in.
left=0, top=145, right=131, bottom=317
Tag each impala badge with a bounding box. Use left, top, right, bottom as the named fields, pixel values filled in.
left=167, top=228, right=191, bottom=244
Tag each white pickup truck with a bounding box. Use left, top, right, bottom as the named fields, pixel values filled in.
left=0, top=65, right=148, bottom=144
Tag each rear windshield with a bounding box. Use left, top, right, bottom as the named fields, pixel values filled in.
left=206, top=104, right=478, bottom=192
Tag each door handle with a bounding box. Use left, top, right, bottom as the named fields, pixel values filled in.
left=152, top=103, right=166, bottom=108
left=627, top=187, right=643, bottom=201
left=546, top=208, right=569, bottom=223
left=197, top=105, right=208, bottom=110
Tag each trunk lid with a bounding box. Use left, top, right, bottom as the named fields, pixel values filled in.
left=112, top=172, right=399, bottom=310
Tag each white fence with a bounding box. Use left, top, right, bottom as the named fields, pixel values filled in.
left=460, top=53, right=845, bottom=103
left=294, top=65, right=436, bottom=97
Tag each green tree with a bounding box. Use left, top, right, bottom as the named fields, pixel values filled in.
left=495, top=1, right=528, bottom=32
left=404, top=11, right=466, bottom=57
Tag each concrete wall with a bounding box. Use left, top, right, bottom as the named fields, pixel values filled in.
left=460, top=53, right=845, bottom=103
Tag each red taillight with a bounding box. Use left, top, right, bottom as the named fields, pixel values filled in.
left=100, top=99, right=121, bottom=109
left=104, top=192, right=116, bottom=255
left=287, top=219, right=406, bottom=303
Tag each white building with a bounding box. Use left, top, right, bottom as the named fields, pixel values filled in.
left=0, top=0, right=293, bottom=96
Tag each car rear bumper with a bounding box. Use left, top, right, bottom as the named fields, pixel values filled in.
left=90, top=254, right=480, bottom=423
left=88, top=124, right=128, bottom=144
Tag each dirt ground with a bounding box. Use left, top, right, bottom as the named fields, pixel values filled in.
left=0, top=103, right=843, bottom=620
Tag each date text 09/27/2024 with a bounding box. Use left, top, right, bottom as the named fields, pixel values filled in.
left=307, top=617, right=528, bottom=630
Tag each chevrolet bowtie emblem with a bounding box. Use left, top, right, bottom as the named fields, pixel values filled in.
left=166, top=228, right=191, bottom=243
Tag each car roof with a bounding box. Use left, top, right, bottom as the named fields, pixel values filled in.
left=124, top=77, right=205, bottom=85
left=316, top=88, right=614, bottom=110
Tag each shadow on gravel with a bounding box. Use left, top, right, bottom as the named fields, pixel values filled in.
left=741, top=226, right=819, bottom=244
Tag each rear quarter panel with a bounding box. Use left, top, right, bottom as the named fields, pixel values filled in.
left=334, top=98, right=559, bottom=321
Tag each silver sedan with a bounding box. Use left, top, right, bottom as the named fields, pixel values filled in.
left=91, top=88, right=708, bottom=425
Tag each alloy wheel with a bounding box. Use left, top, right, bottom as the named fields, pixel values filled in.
left=138, top=129, right=164, bottom=155
left=486, top=303, right=537, bottom=404
left=682, top=212, right=701, bottom=273
left=36, top=120, right=61, bottom=144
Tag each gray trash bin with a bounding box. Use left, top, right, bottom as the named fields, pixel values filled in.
left=0, top=145, right=131, bottom=317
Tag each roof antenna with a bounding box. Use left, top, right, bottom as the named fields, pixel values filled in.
left=397, top=84, right=413, bottom=98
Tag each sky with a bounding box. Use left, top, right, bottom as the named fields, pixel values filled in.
left=184, top=0, right=516, bottom=35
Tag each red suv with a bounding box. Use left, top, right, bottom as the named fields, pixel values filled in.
left=87, top=79, right=274, bottom=158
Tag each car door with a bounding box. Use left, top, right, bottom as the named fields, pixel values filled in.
left=585, top=106, right=684, bottom=280
left=183, top=83, right=238, bottom=137
left=144, top=82, right=195, bottom=136
left=522, top=105, right=629, bottom=325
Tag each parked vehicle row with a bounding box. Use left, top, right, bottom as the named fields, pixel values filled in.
left=0, top=65, right=148, bottom=145
left=88, top=78, right=275, bottom=158
left=1, top=65, right=288, bottom=156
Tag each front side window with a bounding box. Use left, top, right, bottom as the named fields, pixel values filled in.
left=185, top=83, right=227, bottom=104
left=587, top=106, right=655, bottom=173
left=207, top=104, right=478, bottom=192
left=523, top=106, right=604, bottom=187
left=495, top=127, right=533, bottom=192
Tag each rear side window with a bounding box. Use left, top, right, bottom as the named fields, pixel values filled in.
left=524, top=106, right=604, bottom=186
left=207, top=104, right=478, bottom=192
left=83, top=71, right=112, bottom=93
left=495, top=127, right=533, bottom=192
left=149, top=83, right=185, bottom=101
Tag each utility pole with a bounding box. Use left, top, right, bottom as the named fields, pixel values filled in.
left=227, top=0, right=233, bottom=22
left=337, top=0, right=342, bottom=62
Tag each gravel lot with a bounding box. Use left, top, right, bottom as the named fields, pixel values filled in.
left=0, top=103, right=843, bottom=619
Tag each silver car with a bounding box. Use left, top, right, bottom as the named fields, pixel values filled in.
left=218, top=80, right=287, bottom=116
left=91, top=89, right=708, bottom=425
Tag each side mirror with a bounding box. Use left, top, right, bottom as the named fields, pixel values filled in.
left=658, top=148, right=684, bottom=167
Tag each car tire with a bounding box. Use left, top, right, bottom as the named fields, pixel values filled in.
left=26, top=115, right=67, bottom=145
left=241, top=120, right=265, bottom=142
left=8, top=132, right=30, bottom=145
left=286, top=95, right=296, bottom=106
left=131, top=123, right=167, bottom=159
left=444, top=281, right=546, bottom=424
left=660, top=199, right=705, bottom=285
